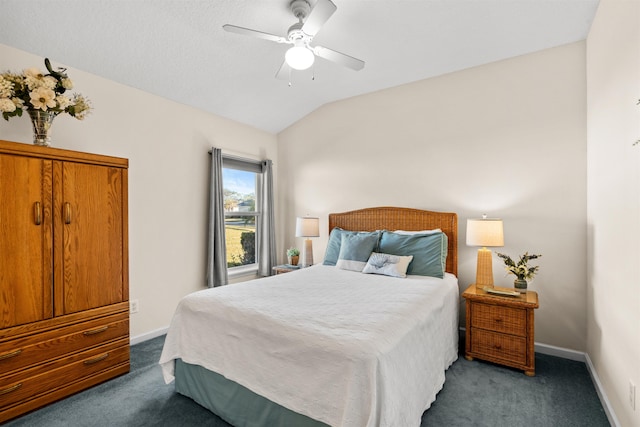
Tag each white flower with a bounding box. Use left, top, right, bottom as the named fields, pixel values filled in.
left=0, top=76, right=13, bottom=98
left=69, top=93, right=91, bottom=120
left=12, top=97, right=24, bottom=109
left=23, top=67, right=42, bottom=78
left=55, top=95, right=71, bottom=110
left=0, top=98, right=16, bottom=113
left=43, top=76, right=57, bottom=90
left=24, top=68, right=45, bottom=90
left=30, top=87, right=56, bottom=110
left=61, top=78, right=73, bottom=90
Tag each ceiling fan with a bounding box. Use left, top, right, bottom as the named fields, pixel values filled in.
left=223, top=0, right=365, bottom=79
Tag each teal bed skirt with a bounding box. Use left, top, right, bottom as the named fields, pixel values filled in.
left=175, top=359, right=329, bottom=427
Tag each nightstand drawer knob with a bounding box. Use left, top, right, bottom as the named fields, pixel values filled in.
left=494, top=344, right=502, bottom=350
left=494, top=318, right=503, bottom=323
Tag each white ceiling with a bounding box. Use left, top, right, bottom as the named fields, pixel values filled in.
left=0, top=0, right=599, bottom=134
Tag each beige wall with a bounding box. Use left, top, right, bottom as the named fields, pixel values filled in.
left=0, top=44, right=278, bottom=339
left=586, top=0, right=640, bottom=426
left=278, top=42, right=588, bottom=351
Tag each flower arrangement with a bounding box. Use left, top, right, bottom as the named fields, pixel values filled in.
left=286, top=247, right=300, bottom=257
left=0, top=58, right=91, bottom=121
left=496, top=252, right=542, bottom=281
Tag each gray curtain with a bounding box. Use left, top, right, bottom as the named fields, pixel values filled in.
left=257, top=159, right=276, bottom=276
left=206, top=148, right=228, bottom=287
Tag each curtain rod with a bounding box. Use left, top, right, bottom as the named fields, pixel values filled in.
left=208, top=149, right=264, bottom=165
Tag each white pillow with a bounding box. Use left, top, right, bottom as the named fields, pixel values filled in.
left=393, top=229, right=442, bottom=235
left=362, top=252, right=414, bottom=278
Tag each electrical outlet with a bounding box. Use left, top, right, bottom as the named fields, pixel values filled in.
left=630, top=381, right=636, bottom=411
left=130, top=299, right=139, bottom=314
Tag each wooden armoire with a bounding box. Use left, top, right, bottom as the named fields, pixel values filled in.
left=0, top=140, right=129, bottom=422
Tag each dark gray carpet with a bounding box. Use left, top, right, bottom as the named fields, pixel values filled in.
left=5, top=335, right=610, bottom=427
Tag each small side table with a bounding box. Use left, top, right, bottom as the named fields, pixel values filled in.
left=463, top=284, right=539, bottom=376
left=272, top=264, right=301, bottom=275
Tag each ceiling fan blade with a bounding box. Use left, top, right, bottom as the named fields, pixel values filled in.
left=275, top=60, right=292, bottom=80
left=223, top=24, right=288, bottom=44
left=313, top=46, right=365, bottom=71
left=301, top=0, right=337, bottom=37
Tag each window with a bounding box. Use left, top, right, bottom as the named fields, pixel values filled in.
left=222, top=157, right=262, bottom=270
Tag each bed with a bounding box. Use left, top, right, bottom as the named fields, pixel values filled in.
left=160, top=207, right=459, bottom=427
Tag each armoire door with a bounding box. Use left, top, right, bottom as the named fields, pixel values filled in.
left=54, top=161, right=125, bottom=315
left=0, top=154, right=53, bottom=328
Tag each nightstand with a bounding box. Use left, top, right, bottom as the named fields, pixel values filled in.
left=272, top=264, right=301, bottom=275
left=463, top=284, right=539, bottom=376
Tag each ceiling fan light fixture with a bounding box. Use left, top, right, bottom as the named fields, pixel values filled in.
left=285, top=45, right=315, bottom=70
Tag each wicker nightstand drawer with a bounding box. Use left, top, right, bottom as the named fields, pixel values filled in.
left=471, top=329, right=527, bottom=365
left=471, top=303, right=526, bottom=337
left=463, top=284, right=539, bottom=376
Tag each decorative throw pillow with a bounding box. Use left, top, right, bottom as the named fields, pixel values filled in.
left=362, top=252, right=414, bottom=278
left=378, top=231, right=448, bottom=278
left=323, top=228, right=381, bottom=266
left=335, top=233, right=379, bottom=272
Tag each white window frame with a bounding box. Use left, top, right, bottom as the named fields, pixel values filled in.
left=222, top=156, right=263, bottom=276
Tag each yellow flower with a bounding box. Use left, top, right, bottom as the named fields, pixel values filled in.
left=30, top=87, right=56, bottom=110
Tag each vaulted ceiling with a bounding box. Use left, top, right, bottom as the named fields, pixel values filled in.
left=0, top=0, right=599, bottom=134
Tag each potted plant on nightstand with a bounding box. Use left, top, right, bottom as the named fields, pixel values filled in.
left=287, top=247, right=300, bottom=266
left=496, top=252, right=542, bottom=293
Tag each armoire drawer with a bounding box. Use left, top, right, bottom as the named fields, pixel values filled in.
left=0, top=313, right=128, bottom=374
left=0, top=338, right=129, bottom=410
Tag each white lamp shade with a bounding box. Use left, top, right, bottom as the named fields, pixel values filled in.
left=295, top=217, right=320, bottom=237
left=466, top=218, right=504, bottom=247
left=285, top=46, right=315, bottom=70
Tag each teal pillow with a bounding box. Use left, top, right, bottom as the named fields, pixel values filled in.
left=323, top=228, right=381, bottom=266
left=323, top=227, right=345, bottom=266
left=378, top=231, right=448, bottom=278
left=336, top=233, right=379, bottom=272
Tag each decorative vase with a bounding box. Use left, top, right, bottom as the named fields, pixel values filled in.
left=287, top=255, right=299, bottom=266
left=514, top=278, right=528, bottom=293
left=28, top=110, right=56, bottom=147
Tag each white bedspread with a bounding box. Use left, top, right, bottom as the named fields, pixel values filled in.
left=159, top=265, right=458, bottom=427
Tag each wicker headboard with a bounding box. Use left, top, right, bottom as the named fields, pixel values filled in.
left=328, top=207, right=458, bottom=276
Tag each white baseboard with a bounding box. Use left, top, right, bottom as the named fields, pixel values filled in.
left=583, top=353, right=622, bottom=427
left=130, top=326, right=169, bottom=345
left=534, top=341, right=586, bottom=361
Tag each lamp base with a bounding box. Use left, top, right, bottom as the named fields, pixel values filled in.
left=475, top=247, right=495, bottom=287
left=301, top=239, right=314, bottom=267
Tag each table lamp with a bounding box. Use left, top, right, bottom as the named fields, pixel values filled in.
left=296, top=216, right=319, bottom=267
left=466, top=215, right=504, bottom=287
